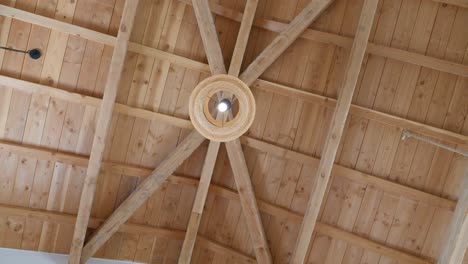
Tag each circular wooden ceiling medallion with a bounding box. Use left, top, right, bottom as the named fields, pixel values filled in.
left=189, top=74, right=256, bottom=142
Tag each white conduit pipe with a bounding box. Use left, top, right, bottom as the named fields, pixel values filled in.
left=401, top=130, right=468, bottom=157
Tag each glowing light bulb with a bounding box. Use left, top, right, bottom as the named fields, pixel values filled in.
left=217, top=99, right=231, bottom=113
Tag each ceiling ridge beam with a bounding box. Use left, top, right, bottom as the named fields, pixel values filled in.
left=291, top=0, right=379, bottom=262
left=68, top=1, right=139, bottom=263
left=1, top=6, right=467, bottom=144
left=0, top=204, right=255, bottom=263
left=0, top=137, right=456, bottom=211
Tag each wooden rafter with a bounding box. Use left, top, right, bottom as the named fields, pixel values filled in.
left=291, top=0, right=380, bottom=262
left=438, top=173, right=468, bottom=264
left=225, top=139, right=272, bottom=263
left=191, top=0, right=226, bottom=75
left=1, top=4, right=467, bottom=145
left=80, top=131, right=206, bottom=261
left=239, top=0, right=335, bottom=85
left=180, top=0, right=269, bottom=262
left=228, top=0, right=259, bottom=77
left=178, top=1, right=225, bottom=263
left=68, top=1, right=139, bottom=263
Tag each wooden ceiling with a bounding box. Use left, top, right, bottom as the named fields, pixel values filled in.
left=0, top=0, right=467, bottom=263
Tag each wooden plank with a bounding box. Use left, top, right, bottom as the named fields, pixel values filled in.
left=228, top=0, right=258, bottom=77
left=438, top=174, right=468, bottom=264
left=0, top=204, right=255, bottom=263
left=179, top=140, right=221, bottom=263
left=191, top=0, right=226, bottom=74
left=80, top=131, right=205, bottom=262
left=67, top=1, right=139, bottom=262
left=225, top=139, right=272, bottom=263
left=239, top=0, right=334, bottom=86
left=291, top=0, right=379, bottom=262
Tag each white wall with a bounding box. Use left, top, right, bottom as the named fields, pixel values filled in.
left=0, top=248, right=141, bottom=264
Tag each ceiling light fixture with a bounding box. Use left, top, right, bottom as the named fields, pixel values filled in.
left=217, top=98, right=232, bottom=113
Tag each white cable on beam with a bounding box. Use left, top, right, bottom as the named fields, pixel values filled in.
left=401, top=130, right=468, bottom=157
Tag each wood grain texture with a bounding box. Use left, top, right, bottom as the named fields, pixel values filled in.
left=291, top=0, right=380, bottom=262
left=68, top=1, right=139, bottom=263
left=438, top=174, right=468, bottom=264
left=80, top=130, right=205, bottom=261
left=226, top=139, right=272, bottom=263
left=240, top=0, right=335, bottom=85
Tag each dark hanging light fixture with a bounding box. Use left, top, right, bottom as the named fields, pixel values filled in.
left=0, top=46, right=42, bottom=60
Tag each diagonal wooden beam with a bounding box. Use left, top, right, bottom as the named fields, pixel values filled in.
left=225, top=139, right=272, bottom=263
left=291, top=0, right=379, bottom=262
left=179, top=140, right=221, bottom=263
left=191, top=0, right=226, bottom=74
left=239, top=0, right=335, bottom=86
left=438, top=172, right=468, bottom=264
left=81, top=130, right=206, bottom=262
left=68, top=1, right=139, bottom=263
left=228, top=0, right=259, bottom=76
left=178, top=1, right=230, bottom=262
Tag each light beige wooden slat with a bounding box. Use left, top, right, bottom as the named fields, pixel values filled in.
left=228, top=0, right=258, bottom=77
left=80, top=131, right=205, bottom=261
left=239, top=0, right=334, bottom=86
left=179, top=140, right=221, bottom=264
left=291, top=0, right=379, bottom=262
left=68, top=1, right=139, bottom=262
left=0, top=204, right=255, bottom=263
left=225, top=139, right=272, bottom=263
left=191, top=0, right=226, bottom=74
left=438, top=174, right=468, bottom=264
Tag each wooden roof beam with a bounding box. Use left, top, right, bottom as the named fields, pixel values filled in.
left=291, top=0, right=379, bottom=262
left=80, top=131, right=205, bottom=261
left=225, top=139, right=273, bottom=263
left=239, top=0, right=335, bottom=86
left=68, top=1, right=139, bottom=263
left=179, top=140, right=221, bottom=263
left=191, top=0, right=226, bottom=75
left=228, top=0, right=258, bottom=76
left=438, top=173, right=468, bottom=264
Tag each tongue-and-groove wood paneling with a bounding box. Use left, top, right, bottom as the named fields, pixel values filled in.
left=0, top=0, right=466, bottom=263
